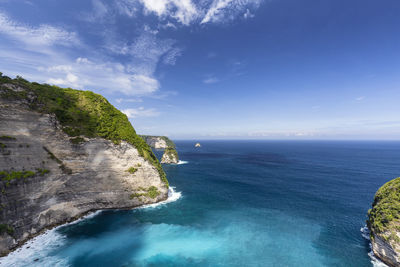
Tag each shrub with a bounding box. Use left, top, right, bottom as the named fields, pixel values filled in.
left=36, top=168, right=50, bottom=176
left=129, top=186, right=160, bottom=199
left=70, top=137, right=85, bottom=144
left=0, top=224, right=14, bottom=235
left=126, top=167, right=138, bottom=174
left=0, top=170, right=36, bottom=186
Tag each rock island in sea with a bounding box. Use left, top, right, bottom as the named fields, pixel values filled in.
left=141, top=135, right=179, bottom=164
left=0, top=74, right=169, bottom=256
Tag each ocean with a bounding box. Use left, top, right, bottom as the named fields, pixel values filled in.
left=1, top=140, right=399, bottom=266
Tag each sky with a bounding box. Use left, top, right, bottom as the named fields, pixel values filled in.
left=0, top=0, right=399, bottom=140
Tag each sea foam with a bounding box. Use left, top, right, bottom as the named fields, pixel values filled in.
left=0, top=187, right=182, bottom=266
left=360, top=225, right=389, bottom=267
left=135, top=186, right=182, bottom=209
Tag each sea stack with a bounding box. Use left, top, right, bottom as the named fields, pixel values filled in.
left=195, top=143, right=201, bottom=148
left=367, top=177, right=400, bottom=267
left=141, top=135, right=179, bottom=164
left=161, top=147, right=179, bottom=164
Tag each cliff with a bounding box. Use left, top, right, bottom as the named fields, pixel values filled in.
left=367, top=177, right=400, bottom=266
left=0, top=74, right=169, bottom=256
left=140, top=135, right=175, bottom=149
left=140, top=135, right=179, bottom=164
left=161, top=147, right=179, bottom=164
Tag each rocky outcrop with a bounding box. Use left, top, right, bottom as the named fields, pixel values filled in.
left=368, top=177, right=400, bottom=267
left=161, top=148, right=179, bottom=164
left=141, top=135, right=179, bottom=164
left=0, top=77, right=168, bottom=256
left=140, top=135, right=175, bottom=149
left=144, top=137, right=168, bottom=149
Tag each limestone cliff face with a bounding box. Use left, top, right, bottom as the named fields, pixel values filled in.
left=161, top=148, right=179, bottom=164
left=0, top=82, right=168, bottom=256
left=371, top=233, right=400, bottom=266
left=368, top=177, right=400, bottom=267
left=142, top=136, right=168, bottom=149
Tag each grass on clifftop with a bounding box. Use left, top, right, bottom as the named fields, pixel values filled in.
left=0, top=74, right=168, bottom=187
left=368, top=177, right=400, bottom=242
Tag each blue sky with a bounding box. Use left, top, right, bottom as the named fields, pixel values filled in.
left=0, top=0, right=399, bottom=139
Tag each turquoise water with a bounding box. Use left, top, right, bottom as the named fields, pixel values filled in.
left=2, top=141, right=400, bottom=266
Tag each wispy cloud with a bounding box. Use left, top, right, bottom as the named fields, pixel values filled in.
left=122, top=107, right=160, bottom=118
left=114, top=0, right=263, bottom=26
left=0, top=11, right=79, bottom=48
left=203, top=77, right=219, bottom=84
left=116, top=98, right=143, bottom=104
left=201, top=0, right=262, bottom=24
left=355, top=96, right=365, bottom=101
left=138, top=0, right=199, bottom=25
left=0, top=11, right=171, bottom=96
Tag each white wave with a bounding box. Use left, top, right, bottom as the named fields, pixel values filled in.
left=0, top=188, right=181, bottom=265
left=177, top=160, right=188, bottom=165
left=135, top=186, right=182, bottom=209
left=360, top=225, right=389, bottom=267
left=360, top=225, right=370, bottom=240
left=0, top=229, right=68, bottom=267
left=0, top=210, right=104, bottom=267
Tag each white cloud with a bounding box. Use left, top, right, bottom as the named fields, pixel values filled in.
left=163, top=47, right=182, bottom=65
left=122, top=107, right=160, bottom=118
left=244, top=8, right=255, bottom=19
left=203, top=77, right=219, bottom=84
left=116, top=98, right=143, bottom=103
left=355, top=96, right=365, bottom=101
left=139, top=0, right=198, bottom=25
left=42, top=59, right=159, bottom=95
left=0, top=12, right=164, bottom=96
left=201, top=0, right=233, bottom=24
left=201, top=0, right=262, bottom=24
left=107, top=29, right=181, bottom=75
left=114, top=0, right=263, bottom=25
left=0, top=11, right=79, bottom=48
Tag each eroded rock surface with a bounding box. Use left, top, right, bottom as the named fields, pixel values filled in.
left=0, top=91, right=168, bottom=256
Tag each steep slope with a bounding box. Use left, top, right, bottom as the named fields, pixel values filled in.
left=161, top=147, right=179, bottom=164
left=368, top=177, right=400, bottom=266
left=0, top=74, right=169, bottom=256
left=140, top=135, right=179, bottom=164
left=140, top=135, right=175, bottom=149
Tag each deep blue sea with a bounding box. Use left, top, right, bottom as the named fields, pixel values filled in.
left=2, top=141, right=400, bottom=267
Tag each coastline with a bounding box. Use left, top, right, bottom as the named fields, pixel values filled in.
left=0, top=187, right=180, bottom=262
left=360, top=226, right=389, bottom=267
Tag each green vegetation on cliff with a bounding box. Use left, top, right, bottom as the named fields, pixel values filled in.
left=126, top=167, right=138, bottom=174
left=0, top=224, right=14, bottom=235
left=0, top=170, right=46, bottom=186
left=129, top=186, right=160, bottom=199
left=164, top=147, right=179, bottom=161
left=368, top=177, right=400, bottom=242
left=0, top=74, right=168, bottom=187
